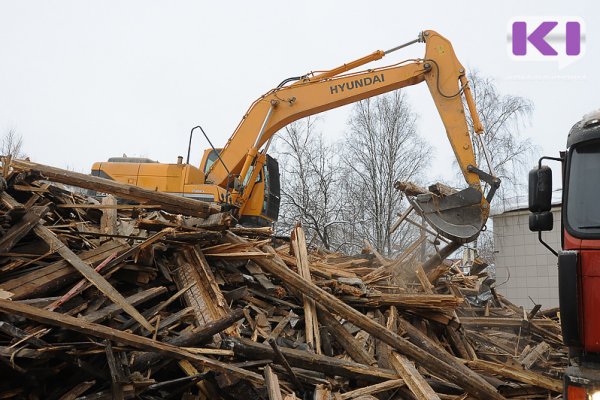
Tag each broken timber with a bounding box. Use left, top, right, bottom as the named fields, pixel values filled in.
left=10, top=159, right=220, bottom=218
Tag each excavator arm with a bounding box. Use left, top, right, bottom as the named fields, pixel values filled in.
left=207, top=30, right=499, bottom=242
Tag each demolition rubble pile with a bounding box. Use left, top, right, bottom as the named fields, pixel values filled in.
left=0, top=159, right=567, bottom=400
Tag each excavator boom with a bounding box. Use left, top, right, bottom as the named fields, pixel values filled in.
left=206, top=30, right=498, bottom=242
left=92, top=30, right=499, bottom=243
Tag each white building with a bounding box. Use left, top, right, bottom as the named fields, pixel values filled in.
left=492, top=205, right=561, bottom=309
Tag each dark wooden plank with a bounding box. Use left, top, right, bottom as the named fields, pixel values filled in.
left=0, top=205, right=49, bottom=253
left=104, top=340, right=125, bottom=400
left=83, top=286, right=168, bottom=323
left=318, top=307, right=377, bottom=366
left=130, top=308, right=244, bottom=372
left=0, top=298, right=263, bottom=385
left=225, top=336, right=398, bottom=382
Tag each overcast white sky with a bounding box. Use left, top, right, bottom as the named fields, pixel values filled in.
left=0, top=1, right=597, bottom=192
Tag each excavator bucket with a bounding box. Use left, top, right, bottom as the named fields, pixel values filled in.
left=409, top=187, right=487, bottom=243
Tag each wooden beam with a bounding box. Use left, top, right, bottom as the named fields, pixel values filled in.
left=415, top=264, right=434, bottom=294
left=83, top=286, right=168, bottom=323
left=264, top=364, right=284, bottom=400
left=317, top=306, right=377, bottom=366
left=291, top=224, right=320, bottom=354
left=0, top=205, right=49, bottom=253
left=389, top=205, right=414, bottom=235
left=422, top=241, right=462, bottom=272
left=226, top=336, right=398, bottom=382
left=100, top=195, right=118, bottom=236
left=338, top=379, right=405, bottom=400
left=57, top=381, right=97, bottom=400
left=395, top=316, right=485, bottom=387
left=389, top=352, right=441, bottom=400
left=173, top=246, right=238, bottom=339
left=0, top=240, right=128, bottom=300
left=33, top=224, right=154, bottom=332
left=467, top=359, right=562, bottom=392
left=131, top=308, right=244, bottom=372
left=10, top=159, right=220, bottom=218
left=58, top=203, right=161, bottom=210
left=104, top=340, right=125, bottom=400
left=224, top=232, right=504, bottom=400
left=341, top=293, right=462, bottom=312
left=0, top=298, right=263, bottom=385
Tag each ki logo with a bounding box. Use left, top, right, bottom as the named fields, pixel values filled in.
left=508, top=17, right=585, bottom=69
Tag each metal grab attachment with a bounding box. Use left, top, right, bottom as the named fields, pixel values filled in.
left=410, top=187, right=486, bottom=243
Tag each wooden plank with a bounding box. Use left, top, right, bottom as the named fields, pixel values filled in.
left=445, top=326, right=472, bottom=360
left=519, top=341, right=550, bottom=369
left=459, top=317, right=558, bottom=329
left=363, top=239, right=389, bottom=266
left=58, top=381, right=96, bottom=400
left=415, top=264, right=434, bottom=294
left=291, top=224, right=320, bottom=354
left=130, top=308, right=244, bottom=372
left=100, top=195, right=118, bottom=235
left=339, top=379, right=405, bottom=400
left=104, top=340, right=125, bottom=400
left=83, top=286, right=168, bottom=323
left=177, top=360, right=206, bottom=392
left=264, top=364, right=284, bottom=400
left=467, top=359, right=562, bottom=392
left=342, top=293, right=462, bottom=311
left=205, top=252, right=274, bottom=260
left=10, top=159, right=220, bottom=218
left=245, top=261, right=280, bottom=292
left=0, top=239, right=128, bottom=300
left=389, top=352, right=441, bottom=400
left=389, top=205, right=414, bottom=235
left=0, top=298, right=263, bottom=385
left=33, top=224, right=154, bottom=332
left=173, top=246, right=238, bottom=338
left=318, top=306, right=377, bottom=366
left=0, top=205, right=49, bottom=253
left=226, top=336, right=398, bottom=382
left=223, top=232, right=504, bottom=400
left=58, top=203, right=161, bottom=210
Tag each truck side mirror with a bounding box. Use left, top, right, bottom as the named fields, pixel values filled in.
left=528, top=166, right=553, bottom=232
left=528, top=166, right=552, bottom=212
left=529, top=211, right=553, bottom=231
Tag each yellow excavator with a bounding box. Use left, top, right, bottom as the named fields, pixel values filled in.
left=91, top=30, right=500, bottom=243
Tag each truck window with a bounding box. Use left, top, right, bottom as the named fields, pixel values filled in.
left=566, top=141, right=600, bottom=236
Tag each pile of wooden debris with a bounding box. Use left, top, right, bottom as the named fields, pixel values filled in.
left=0, top=159, right=567, bottom=400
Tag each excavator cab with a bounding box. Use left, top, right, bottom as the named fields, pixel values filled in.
left=238, top=155, right=280, bottom=227
left=201, top=147, right=281, bottom=227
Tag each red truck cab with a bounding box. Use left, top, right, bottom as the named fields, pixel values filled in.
left=529, top=111, right=600, bottom=399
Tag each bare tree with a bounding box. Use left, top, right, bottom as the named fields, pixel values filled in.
left=272, top=117, right=346, bottom=250
left=341, top=91, right=431, bottom=256
left=1, top=129, right=26, bottom=158
left=465, top=70, right=535, bottom=208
